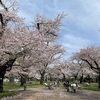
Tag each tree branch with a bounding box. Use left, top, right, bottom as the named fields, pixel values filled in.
left=0, top=0, right=8, bottom=11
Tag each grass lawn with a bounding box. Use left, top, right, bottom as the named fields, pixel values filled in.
left=0, top=91, right=18, bottom=99
left=60, top=81, right=100, bottom=91
left=0, top=81, right=100, bottom=99
left=0, top=81, right=44, bottom=99
left=79, top=82, right=100, bottom=91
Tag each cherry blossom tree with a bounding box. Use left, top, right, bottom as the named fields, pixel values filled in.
left=31, top=14, right=66, bottom=84
left=78, top=62, right=97, bottom=84
left=32, top=44, right=65, bottom=84
left=71, top=46, right=100, bottom=88
left=55, top=61, right=71, bottom=81
left=0, top=0, right=22, bottom=92
left=0, top=0, right=41, bottom=92
left=0, top=1, right=66, bottom=93
left=56, top=59, right=96, bottom=84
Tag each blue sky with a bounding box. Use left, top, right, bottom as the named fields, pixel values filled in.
left=17, top=0, right=100, bottom=60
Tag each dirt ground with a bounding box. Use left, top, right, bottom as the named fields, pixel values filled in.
left=1, top=87, right=100, bottom=100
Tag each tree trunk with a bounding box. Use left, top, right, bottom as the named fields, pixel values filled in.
left=9, top=76, right=14, bottom=84
left=62, top=73, right=66, bottom=81
left=40, top=75, right=44, bottom=84
left=40, top=74, right=44, bottom=84
left=98, top=73, right=100, bottom=88
left=96, top=76, right=98, bottom=83
left=49, top=75, right=52, bottom=82
left=0, top=72, right=5, bottom=93
left=0, top=78, right=3, bottom=92
left=80, top=74, right=83, bottom=84
left=87, top=75, right=91, bottom=84
left=44, top=76, right=48, bottom=82
left=20, top=76, right=26, bottom=86
left=74, top=75, right=77, bottom=80
left=40, top=70, right=45, bottom=84
left=0, top=58, right=16, bottom=92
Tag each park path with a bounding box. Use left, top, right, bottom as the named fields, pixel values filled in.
left=1, top=87, right=100, bottom=100
left=25, top=88, right=79, bottom=100
left=25, top=87, right=100, bottom=100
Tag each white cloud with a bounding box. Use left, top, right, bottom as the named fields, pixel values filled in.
left=16, top=0, right=100, bottom=59
left=59, top=34, right=93, bottom=58
left=64, top=34, right=92, bottom=45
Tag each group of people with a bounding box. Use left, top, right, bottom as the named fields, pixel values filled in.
left=44, top=79, right=79, bottom=92
left=63, top=80, right=78, bottom=92
left=63, top=80, right=70, bottom=92
left=44, top=80, right=61, bottom=90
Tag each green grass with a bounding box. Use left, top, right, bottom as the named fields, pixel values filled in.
left=27, top=81, right=44, bottom=88
left=0, top=91, right=18, bottom=99
left=0, top=81, right=44, bottom=99
left=3, top=82, right=22, bottom=90
left=3, top=81, right=44, bottom=90
left=0, top=82, right=22, bottom=99
left=1, top=81, right=100, bottom=99
left=79, top=82, right=100, bottom=91
left=60, top=82, right=100, bottom=91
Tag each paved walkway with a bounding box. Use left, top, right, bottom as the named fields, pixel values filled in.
left=1, top=87, right=100, bottom=100
left=25, top=88, right=100, bottom=100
